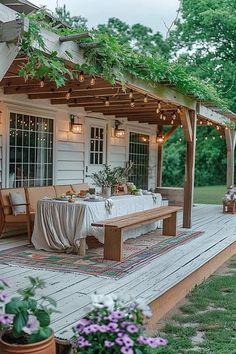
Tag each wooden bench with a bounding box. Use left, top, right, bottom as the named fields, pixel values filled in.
left=92, top=206, right=182, bottom=261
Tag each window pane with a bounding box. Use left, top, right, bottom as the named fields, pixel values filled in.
left=129, top=132, right=149, bottom=189
left=9, top=114, right=54, bottom=187
left=90, top=126, right=104, bottom=165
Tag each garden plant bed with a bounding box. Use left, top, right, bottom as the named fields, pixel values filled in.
left=156, top=254, right=236, bottom=354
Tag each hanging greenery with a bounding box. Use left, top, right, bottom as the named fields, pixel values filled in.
left=17, top=10, right=228, bottom=111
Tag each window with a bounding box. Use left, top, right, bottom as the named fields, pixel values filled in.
left=129, top=132, right=149, bottom=189
left=90, top=127, right=104, bottom=165
left=9, top=113, right=53, bottom=187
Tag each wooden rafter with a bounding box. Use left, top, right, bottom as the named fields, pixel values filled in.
left=179, top=108, right=193, bottom=142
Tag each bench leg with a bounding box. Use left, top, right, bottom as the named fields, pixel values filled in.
left=163, top=212, right=177, bottom=236
left=79, top=238, right=86, bottom=256
left=104, top=226, right=123, bottom=261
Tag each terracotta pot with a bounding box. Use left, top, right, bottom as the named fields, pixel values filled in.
left=0, top=334, right=56, bottom=354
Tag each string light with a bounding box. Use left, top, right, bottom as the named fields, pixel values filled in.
left=180, top=124, right=183, bottom=128
left=220, top=135, right=223, bottom=139
left=130, top=98, right=135, bottom=108
left=225, top=126, right=229, bottom=130
left=172, top=112, right=177, bottom=120
left=207, top=121, right=210, bottom=126
left=205, top=137, right=208, bottom=140
left=90, top=77, right=96, bottom=86
left=129, top=89, right=134, bottom=99
left=156, top=107, right=160, bottom=114
left=212, top=136, right=216, bottom=140
left=79, top=71, right=84, bottom=82
left=40, top=77, right=45, bottom=88
left=177, top=107, right=181, bottom=114
left=179, top=138, right=182, bottom=142
left=105, top=97, right=110, bottom=107
left=216, top=125, right=220, bottom=130
left=144, top=94, right=148, bottom=103
left=163, top=115, right=166, bottom=121
left=159, top=112, right=163, bottom=120
left=65, top=88, right=72, bottom=100
left=199, top=120, right=203, bottom=125
left=158, top=101, right=162, bottom=110
left=171, top=119, right=174, bottom=125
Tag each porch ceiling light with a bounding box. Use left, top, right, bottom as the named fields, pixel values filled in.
left=156, top=131, right=164, bottom=144
left=70, top=114, right=82, bottom=134
left=114, top=120, right=125, bottom=138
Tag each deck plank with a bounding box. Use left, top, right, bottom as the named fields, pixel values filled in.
left=0, top=204, right=235, bottom=340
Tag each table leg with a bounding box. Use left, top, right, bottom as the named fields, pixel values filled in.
left=78, top=238, right=86, bottom=256
left=104, top=226, right=123, bottom=261
left=163, top=212, right=177, bottom=236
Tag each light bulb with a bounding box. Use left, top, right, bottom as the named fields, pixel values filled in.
left=163, top=115, right=166, bottom=121
left=65, top=88, right=72, bottom=100
left=205, top=136, right=208, bottom=140
left=129, top=89, right=134, bottom=99
left=144, top=94, right=148, bottom=103
left=105, top=97, right=110, bottom=107
left=180, top=124, right=183, bottom=128
left=90, top=77, right=96, bottom=86
left=177, top=107, right=181, bottom=114
left=172, top=113, right=177, bottom=120
left=200, top=121, right=203, bottom=125
left=171, top=119, right=174, bottom=125
left=79, top=71, right=84, bottom=82
left=212, top=136, right=215, bottom=140
left=158, top=101, right=161, bottom=110
left=156, top=107, right=160, bottom=114
left=216, top=125, right=220, bottom=130
left=159, top=112, right=163, bottom=120
left=40, top=77, right=45, bottom=88
left=130, top=98, right=135, bottom=108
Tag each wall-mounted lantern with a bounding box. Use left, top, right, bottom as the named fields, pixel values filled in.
left=70, top=114, right=82, bottom=134
left=156, top=130, right=164, bottom=144
left=114, top=120, right=125, bottom=138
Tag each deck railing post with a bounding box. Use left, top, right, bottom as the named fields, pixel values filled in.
left=183, top=110, right=197, bottom=228
left=225, top=129, right=236, bottom=188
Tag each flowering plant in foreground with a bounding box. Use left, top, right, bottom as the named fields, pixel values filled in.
left=0, top=277, right=57, bottom=344
left=72, top=294, right=167, bottom=353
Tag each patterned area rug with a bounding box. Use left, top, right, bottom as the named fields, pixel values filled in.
left=0, top=230, right=203, bottom=279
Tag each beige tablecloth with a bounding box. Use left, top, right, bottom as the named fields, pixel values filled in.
left=32, top=194, right=162, bottom=253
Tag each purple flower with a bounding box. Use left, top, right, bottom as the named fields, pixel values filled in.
left=74, top=318, right=90, bottom=332
left=76, top=336, right=86, bottom=346
left=108, top=322, right=118, bottom=332
left=115, top=337, right=124, bottom=346
left=126, top=324, right=138, bottom=333
left=108, top=310, right=127, bottom=321
left=121, top=321, right=133, bottom=328
left=0, top=291, right=11, bottom=304
left=77, top=339, right=91, bottom=348
left=22, top=315, right=40, bottom=335
left=99, top=324, right=109, bottom=333
left=0, top=314, right=13, bottom=325
left=122, top=334, right=134, bottom=347
left=154, top=337, right=168, bottom=347
left=137, top=336, right=148, bottom=345
left=121, top=347, right=134, bottom=354
left=104, top=340, right=114, bottom=348
left=146, top=337, right=168, bottom=348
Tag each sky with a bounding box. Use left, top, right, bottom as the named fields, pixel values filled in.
left=30, top=0, right=180, bottom=35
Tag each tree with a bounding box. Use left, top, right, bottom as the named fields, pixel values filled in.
left=97, top=18, right=170, bottom=57
left=55, top=4, right=88, bottom=30
left=169, top=0, right=236, bottom=111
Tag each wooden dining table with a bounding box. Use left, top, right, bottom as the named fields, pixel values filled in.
left=31, top=194, right=162, bottom=254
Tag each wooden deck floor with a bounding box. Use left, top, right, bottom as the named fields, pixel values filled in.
left=0, top=204, right=235, bottom=340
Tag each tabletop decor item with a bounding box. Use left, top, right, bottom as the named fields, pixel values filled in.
left=91, top=164, right=133, bottom=198
left=72, top=293, right=167, bottom=353
left=0, top=277, right=57, bottom=354
left=223, top=186, right=236, bottom=214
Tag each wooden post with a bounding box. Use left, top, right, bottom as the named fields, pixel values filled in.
left=156, top=126, right=163, bottom=187
left=225, top=129, right=236, bottom=188
left=181, top=109, right=197, bottom=228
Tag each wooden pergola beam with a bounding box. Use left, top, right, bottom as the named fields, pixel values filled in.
left=163, top=126, right=179, bottom=143
left=157, top=126, right=163, bottom=187
left=59, top=32, right=92, bottom=42
left=179, top=108, right=193, bottom=142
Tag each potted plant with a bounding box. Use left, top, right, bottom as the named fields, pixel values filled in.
left=0, top=277, right=57, bottom=354
left=72, top=293, right=167, bottom=353
left=91, top=164, right=133, bottom=198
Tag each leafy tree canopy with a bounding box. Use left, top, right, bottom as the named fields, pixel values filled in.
left=170, top=0, right=236, bottom=111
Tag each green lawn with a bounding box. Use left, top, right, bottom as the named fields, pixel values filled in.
left=194, top=185, right=226, bottom=205
left=156, top=257, right=236, bottom=354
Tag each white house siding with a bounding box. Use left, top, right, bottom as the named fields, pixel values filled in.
left=0, top=91, right=158, bottom=189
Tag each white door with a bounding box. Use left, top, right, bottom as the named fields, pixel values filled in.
left=84, top=119, right=107, bottom=186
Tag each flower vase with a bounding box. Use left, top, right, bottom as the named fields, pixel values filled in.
left=0, top=333, right=56, bottom=354
left=101, top=186, right=111, bottom=198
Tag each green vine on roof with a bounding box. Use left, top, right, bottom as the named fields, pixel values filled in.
left=17, top=10, right=228, bottom=111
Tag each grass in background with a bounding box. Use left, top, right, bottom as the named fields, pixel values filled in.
left=193, top=185, right=226, bottom=204
left=157, top=257, right=236, bottom=354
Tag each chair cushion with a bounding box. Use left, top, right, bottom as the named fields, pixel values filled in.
left=25, top=186, right=56, bottom=212
left=9, top=192, right=26, bottom=216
